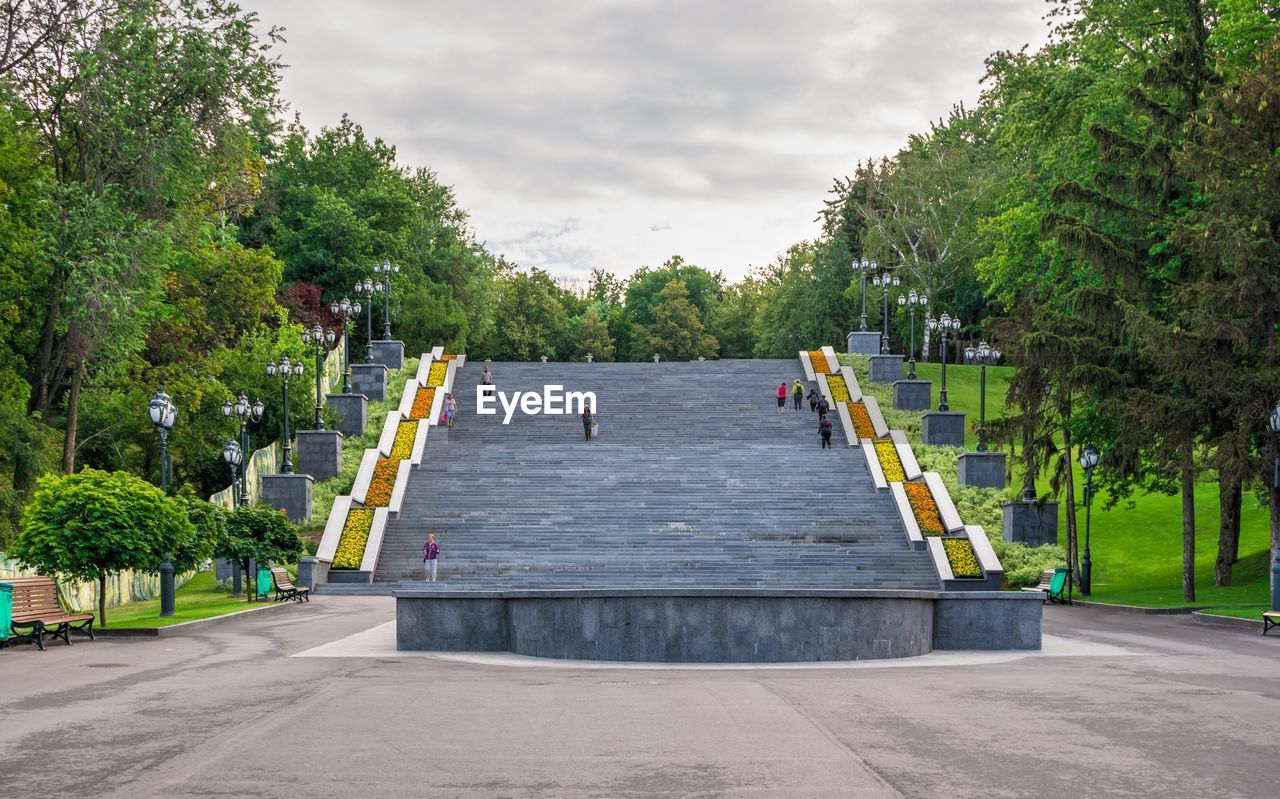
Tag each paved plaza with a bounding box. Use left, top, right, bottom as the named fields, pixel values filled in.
left=1, top=599, right=1277, bottom=798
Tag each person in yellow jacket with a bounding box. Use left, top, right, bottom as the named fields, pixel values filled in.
left=791, top=379, right=805, bottom=411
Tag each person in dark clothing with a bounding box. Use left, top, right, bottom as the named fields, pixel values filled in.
left=820, top=416, right=833, bottom=449
left=816, top=395, right=830, bottom=419
left=808, top=385, right=818, bottom=412
left=582, top=407, right=594, bottom=441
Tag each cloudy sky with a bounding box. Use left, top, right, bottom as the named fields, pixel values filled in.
left=243, top=1, right=1048, bottom=282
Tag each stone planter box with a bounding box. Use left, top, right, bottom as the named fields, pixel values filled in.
left=861, top=437, right=889, bottom=490
left=923, top=472, right=965, bottom=534
left=888, top=481, right=925, bottom=550
left=889, top=430, right=922, bottom=480
left=350, top=448, right=381, bottom=505
left=838, top=365, right=863, bottom=401
left=862, top=396, right=890, bottom=438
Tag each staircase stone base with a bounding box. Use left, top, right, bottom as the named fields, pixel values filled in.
left=260, top=473, right=313, bottom=523
left=868, top=355, right=904, bottom=383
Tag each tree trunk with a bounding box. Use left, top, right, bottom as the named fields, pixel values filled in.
left=61, top=358, right=83, bottom=473
left=1213, top=474, right=1240, bottom=587
left=1181, top=443, right=1196, bottom=603
left=1062, top=435, right=1079, bottom=587
left=98, top=573, right=107, bottom=628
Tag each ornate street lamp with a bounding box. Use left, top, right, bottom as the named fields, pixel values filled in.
left=1079, top=444, right=1100, bottom=596
left=221, top=394, right=263, bottom=505
left=355, top=278, right=381, bottom=363
left=926, top=313, right=962, bottom=411
left=266, top=355, right=305, bottom=474
left=871, top=270, right=900, bottom=354
left=856, top=258, right=873, bottom=332
left=1269, top=400, right=1280, bottom=611
left=897, top=289, right=928, bottom=380
left=147, top=387, right=178, bottom=618
left=964, top=340, right=1001, bottom=451
left=373, top=259, right=400, bottom=340
left=301, top=323, right=339, bottom=430
left=329, top=297, right=361, bottom=394
left=222, top=439, right=243, bottom=505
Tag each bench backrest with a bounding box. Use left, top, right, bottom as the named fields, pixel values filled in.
left=1047, top=570, right=1067, bottom=597
left=270, top=567, right=295, bottom=590
left=5, top=575, right=65, bottom=616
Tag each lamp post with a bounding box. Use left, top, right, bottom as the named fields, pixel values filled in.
left=1079, top=444, right=1100, bottom=596
left=1269, top=400, right=1280, bottom=611
left=221, top=394, right=263, bottom=505
left=329, top=297, right=360, bottom=394
left=856, top=258, right=873, bottom=332
left=147, top=387, right=178, bottom=617
left=267, top=355, right=305, bottom=474
left=355, top=278, right=381, bottom=363
left=964, top=340, right=1001, bottom=451
left=871, top=271, right=900, bottom=354
left=301, top=323, right=339, bottom=430
left=926, top=313, right=962, bottom=411
left=222, top=439, right=243, bottom=505
left=373, top=259, right=400, bottom=340
left=897, top=289, right=928, bottom=380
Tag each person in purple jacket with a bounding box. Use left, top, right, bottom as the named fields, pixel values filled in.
left=423, top=533, right=440, bottom=581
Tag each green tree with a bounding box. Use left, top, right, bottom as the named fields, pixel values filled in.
left=215, top=505, right=303, bottom=602
left=12, top=469, right=202, bottom=625
left=645, top=280, right=718, bottom=361
left=570, top=307, right=615, bottom=361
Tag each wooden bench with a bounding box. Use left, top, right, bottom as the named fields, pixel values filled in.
left=1020, top=568, right=1070, bottom=605
left=271, top=568, right=309, bottom=604
left=1264, top=611, right=1279, bottom=636
left=5, top=575, right=95, bottom=651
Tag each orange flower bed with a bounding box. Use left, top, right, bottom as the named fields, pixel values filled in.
left=364, top=457, right=398, bottom=507
left=808, top=350, right=830, bottom=374
left=903, top=482, right=946, bottom=536
left=848, top=402, right=876, bottom=439
left=410, top=386, right=436, bottom=420
left=441, top=354, right=457, bottom=360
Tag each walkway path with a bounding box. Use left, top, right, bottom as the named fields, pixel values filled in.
left=1, top=600, right=1276, bottom=797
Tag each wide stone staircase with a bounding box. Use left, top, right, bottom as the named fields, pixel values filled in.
left=365, top=359, right=940, bottom=591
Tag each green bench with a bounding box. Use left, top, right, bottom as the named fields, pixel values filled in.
left=1264, top=611, right=1279, bottom=636
left=1021, top=567, right=1070, bottom=605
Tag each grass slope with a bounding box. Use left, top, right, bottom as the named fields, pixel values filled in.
left=101, top=571, right=271, bottom=629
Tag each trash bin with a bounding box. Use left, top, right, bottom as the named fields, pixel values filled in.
left=0, top=582, right=12, bottom=643
left=257, top=567, right=272, bottom=599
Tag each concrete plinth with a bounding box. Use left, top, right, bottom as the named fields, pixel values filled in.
left=1003, top=500, right=1060, bottom=547
left=295, top=430, right=342, bottom=482
left=847, top=331, right=881, bottom=355
left=260, top=473, right=313, bottom=523
left=922, top=411, right=966, bottom=447
left=892, top=380, right=932, bottom=411
left=297, top=557, right=328, bottom=591
left=351, top=364, right=389, bottom=402
left=868, top=355, right=904, bottom=383
left=326, top=393, right=367, bottom=438
left=370, top=340, right=405, bottom=370
left=932, top=592, right=1043, bottom=650
left=958, top=451, right=1007, bottom=489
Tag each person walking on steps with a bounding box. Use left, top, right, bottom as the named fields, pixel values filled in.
left=820, top=415, right=833, bottom=449
left=792, top=379, right=805, bottom=411
left=445, top=393, right=458, bottom=429
left=776, top=382, right=787, bottom=413
left=582, top=406, right=594, bottom=441
left=817, top=394, right=830, bottom=419
left=423, top=533, right=440, bottom=581
left=808, top=384, right=818, bottom=412
left=481, top=365, right=494, bottom=386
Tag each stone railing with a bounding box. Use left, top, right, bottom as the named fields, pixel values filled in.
left=314, top=348, right=461, bottom=583
left=801, top=348, right=1003, bottom=590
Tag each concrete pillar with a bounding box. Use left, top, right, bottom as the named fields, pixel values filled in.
left=326, top=393, right=368, bottom=438
left=370, top=340, right=405, bottom=370
left=295, top=430, right=343, bottom=482
left=868, top=355, right=904, bottom=383
left=350, top=364, right=389, bottom=401
left=847, top=331, right=881, bottom=355
left=260, top=473, right=313, bottom=523
left=922, top=411, right=966, bottom=447
left=892, top=380, right=931, bottom=411
left=958, top=451, right=1007, bottom=489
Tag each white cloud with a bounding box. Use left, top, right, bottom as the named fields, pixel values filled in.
left=245, top=0, right=1047, bottom=280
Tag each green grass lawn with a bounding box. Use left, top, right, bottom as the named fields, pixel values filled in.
left=101, top=570, right=274, bottom=629
left=844, top=355, right=1274, bottom=611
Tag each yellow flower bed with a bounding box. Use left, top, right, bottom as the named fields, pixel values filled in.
left=848, top=402, right=877, bottom=439
left=873, top=439, right=905, bottom=482
left=390, top=420, right=418, bottom=459
left=333, top=509, right=375, bottom=569
left=827, top=374, right=850, bottom=403
left=426, top=361, right=448, bottom=387
left=943, top=538, right=982, bottom=578
left=808, top=350, right=830, bottom=374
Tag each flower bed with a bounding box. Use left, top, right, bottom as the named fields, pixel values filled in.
left=903, top=481, right=946, bottom=536
left=873, top=440, right=905, bottom=482
left=943, top=538, right=982, bottom=578
left=808, top=350, right=830, bottom=374
left=426, top=361, right=448, bottom=387
left=364, top=458, right=398, bottom=507
left=827, top=374, right=850, bottom=403
left=848, top=402, right=876, bottom=439
left=390, top=420, right=419, bottom=459
left=410, top=386, right=436, bottom=420
left=332, top=509, right=375, bottom=569
left=441, top=354, right=457, bottom=360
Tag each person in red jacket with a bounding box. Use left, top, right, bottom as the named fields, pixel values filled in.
left=776, top=382, right=787, bottom=413
left=423, top=533, right=440, bottom=581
